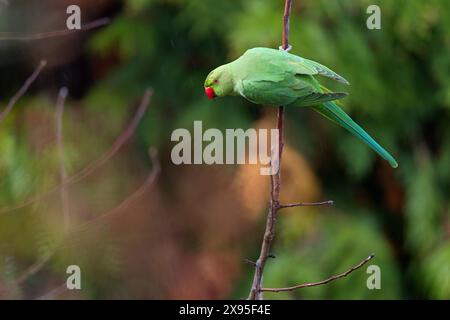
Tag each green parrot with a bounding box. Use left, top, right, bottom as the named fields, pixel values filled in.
left=204, top=47, right=398, bottom=168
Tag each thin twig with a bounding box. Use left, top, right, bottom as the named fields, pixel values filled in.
left=244, top=259, right=257, bottom=266
left=68, top=89, right=153, bottom=185
left=70, top=147, right=161, bottom=234
left=0, top=60, right=47, bottom=124
left=0, top=89, right=153, bottom=214
left=34, top=283, right=68, bottom=300
left=261, top=254, right=375, bottom=293
left=0, top=18, right=110, bottom=41
left=13, top=251, right=56, bottom=287
left=280, top=200, right=334, bottom=209
left=282, top=0, right=293, bottom=51
left=55, top=87, right=71, bottom=232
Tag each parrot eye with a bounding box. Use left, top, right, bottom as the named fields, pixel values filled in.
left=214, top=79, right=218, bottom=84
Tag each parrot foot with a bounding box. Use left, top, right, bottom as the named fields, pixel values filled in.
left=278, top=44, right=292, bottom=52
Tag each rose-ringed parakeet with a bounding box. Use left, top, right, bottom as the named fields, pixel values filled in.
left=204, top=47, right=398, bottom=168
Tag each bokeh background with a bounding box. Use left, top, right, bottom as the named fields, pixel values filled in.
left=0, top=0, right=449, bottom=299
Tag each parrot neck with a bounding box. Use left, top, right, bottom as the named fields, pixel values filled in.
left=217, top=63, right=235, bottom=96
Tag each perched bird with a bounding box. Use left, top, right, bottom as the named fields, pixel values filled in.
left=204, top=47, right=398, bottom=168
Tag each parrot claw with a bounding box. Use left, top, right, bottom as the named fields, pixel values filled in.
left=279, top=44, right=292, bottom=52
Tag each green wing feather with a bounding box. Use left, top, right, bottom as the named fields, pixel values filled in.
left=240, top=48, right=350, bottom=85
left=300, top=57, right=350, bottom=85
left=240, top=77, right=347, bottom=106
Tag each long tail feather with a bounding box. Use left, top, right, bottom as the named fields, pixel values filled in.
left=313, top=101, right=398, bottom=168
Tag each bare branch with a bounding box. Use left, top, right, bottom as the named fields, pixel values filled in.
left=261, top=254, right=375, bottom=293
left=0, top=89, right=153, bottom=214
left=244, top=259, right=257, bottom=266
left=34, top=283, right=67, bottom=300
left=282, top=0, right=293, bottom=51
left=248, top=0, right=339, bottom=300
left=280, top=200, right=334, bottom=209
left=13, top=251, right=56, bottom=287
left=55, top=87, right=71, bottom=232
left=0, top=60, right=47, bottom=124
left=0, top=18, right=110, bottom=41
left=247, top=0, right=293, bottom=301
left=71, top=147, right=161, bottom=234
left=68, top=89, right=153, bottom=185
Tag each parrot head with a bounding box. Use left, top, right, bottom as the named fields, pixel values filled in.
left=204, top=64, right=234, bottom=100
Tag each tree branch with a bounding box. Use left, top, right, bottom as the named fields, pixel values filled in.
left=0, top=60, right=47, bottom=124
left=247, top=0, right=293, bottom=300
left=0, top=18, right=110, bottom=41
left=280, top=200, right=334, bottom=209
left=55, top=87, right=71, bottom=232
left=247, top=0, right=338, bottom=300
left=71, top=147, right=161, bottom=234
left=261, top=254, right=375, bottom=293
left=282, top=0, right=293, bottom=51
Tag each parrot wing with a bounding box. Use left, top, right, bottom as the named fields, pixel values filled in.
left=283, top=54, right=350, bottom=85
left=233, top=48, right=349, bottom=106
left=297, top=57, right=350, bottom=85
left=241, top=48, right=350, bottom=85
left=239, top=76, right=347, bottom=107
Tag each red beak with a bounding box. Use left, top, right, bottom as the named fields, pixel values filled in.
left=205, top=87, right=216, bottom=100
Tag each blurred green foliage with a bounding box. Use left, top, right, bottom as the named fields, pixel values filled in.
left=87, top=0, right=449, bottom=298
left=0, top=0, right=449, bottom=299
